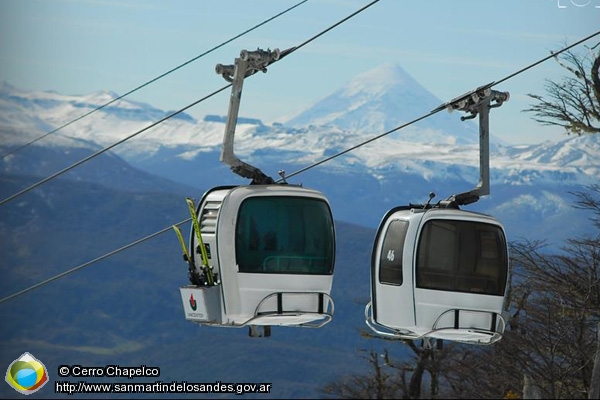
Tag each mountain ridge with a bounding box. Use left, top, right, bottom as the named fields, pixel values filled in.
left=1, top=62, right=597, bottom=244
left=1, top=64, right=596, bottom=189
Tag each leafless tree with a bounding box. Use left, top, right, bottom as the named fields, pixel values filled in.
left=524, top=44, right=600, bottom=135
left=321, top=340, right=450, bottom=399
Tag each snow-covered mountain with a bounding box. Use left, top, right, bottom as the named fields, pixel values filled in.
left=1, top=62, right=598, bottom=245
left=285, top=62, right=484, bottom=147
left=1, top=66, right=595, bottom=187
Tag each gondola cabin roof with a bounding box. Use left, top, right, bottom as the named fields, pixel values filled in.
left=379, top=205, right=505, bottom=224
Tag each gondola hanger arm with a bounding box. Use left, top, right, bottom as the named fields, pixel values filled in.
left=435, top=86, right=509, bottom=208
left=216, top=48, right=281, bottom=184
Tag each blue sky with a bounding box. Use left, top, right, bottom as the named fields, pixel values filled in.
left=1, top=0, right=598, bottom=145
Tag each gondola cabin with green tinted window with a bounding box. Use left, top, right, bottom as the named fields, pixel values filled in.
left=180, top=185, right=335, bottom=331
left=366, top=206, right=508, bottom=344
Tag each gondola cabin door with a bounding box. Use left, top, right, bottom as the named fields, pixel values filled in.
left=371, top=208, right=421, bottom=331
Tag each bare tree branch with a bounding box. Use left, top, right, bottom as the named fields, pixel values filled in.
left=524, top=46, right=600, bottom=135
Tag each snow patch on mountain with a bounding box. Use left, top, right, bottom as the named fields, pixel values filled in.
left=1, top=62, right=599, bottom=191
left=1, top=71, right=598, bottom=243
left=284, top=63, right=491, bottom=147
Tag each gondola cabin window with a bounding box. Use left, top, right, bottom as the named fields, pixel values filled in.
left=416, top=219, right=507, bottom=295
left=235, top=196, right=335, bottom=275
left=379, top=220, right=408, bottom=285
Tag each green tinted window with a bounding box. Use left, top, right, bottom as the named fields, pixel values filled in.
left=379, top=220, right=408, bottom=285
left=416, top=220, right=508, bottom=295
left=236, top=196, right=335, bottom=274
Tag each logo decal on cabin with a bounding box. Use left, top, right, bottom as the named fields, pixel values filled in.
left=189, top=294, right=197, bottom=311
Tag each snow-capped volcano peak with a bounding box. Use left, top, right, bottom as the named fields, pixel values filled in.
left=80, top=90, right=120, bottom=105
left=341, top=62, right=422, bottom=97
left=284, top=62, right=480, bottom=146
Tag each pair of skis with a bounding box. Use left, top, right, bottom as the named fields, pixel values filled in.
left=173, top=198, right=216, bottom=286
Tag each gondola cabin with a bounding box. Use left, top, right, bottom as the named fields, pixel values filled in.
left=366, top=206, right=509, bottom=344
left=180, top=184, right=336, bottom=332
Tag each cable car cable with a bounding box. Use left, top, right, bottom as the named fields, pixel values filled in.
left=2, top=19, right=596, bottom=306
left=282, top=28, right=600, bottom=180
left=492, top=29, right=600, bottom=88
left=276, top=0, right=380, bottom=62
left=0, top=0, right=309, bottom=160
left=283, top=109, right=437, bottom=181
left=0, top=218, right=191, bottom=305
left=0, top=0, right=381, bottom=207
left=0, top=85, right=231, bottom=207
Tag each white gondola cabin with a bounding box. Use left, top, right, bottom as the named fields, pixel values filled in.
left=365, top=205, right=509, bottom=344
left=177, top=48, right=336, bottom=336
left=180, top=184, right=335, bottom=330
left=365, top=86, right=511, bottom=345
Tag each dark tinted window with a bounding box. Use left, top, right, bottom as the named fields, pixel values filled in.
left=236, top=196, right=335, bottom=274
left=416, top=219, right=507, bottom=295
left=379, top=220, right=408, bottom=285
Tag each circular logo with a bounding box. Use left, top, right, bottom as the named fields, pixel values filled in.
left=5, top=352, right=49, bottom=395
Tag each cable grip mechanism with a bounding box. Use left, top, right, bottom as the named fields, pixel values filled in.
left=216, top=48, right=280, bottom=82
